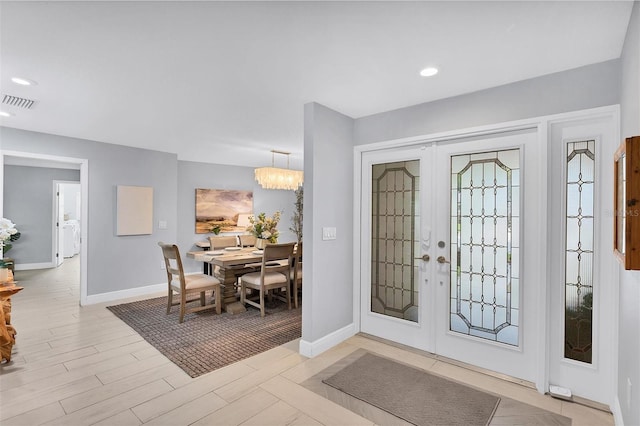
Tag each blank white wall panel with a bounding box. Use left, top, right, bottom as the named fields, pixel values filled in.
left=117, top=185, right=153, bottom=236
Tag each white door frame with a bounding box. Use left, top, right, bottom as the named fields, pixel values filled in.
left=353, top=104, right=619, bottom=402
left=1, top=151, right=89, bottom=305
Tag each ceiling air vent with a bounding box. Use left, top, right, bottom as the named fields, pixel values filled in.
left=2, top=94, right=36, bottom=109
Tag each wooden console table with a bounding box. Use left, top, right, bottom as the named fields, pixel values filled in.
left=1, top=271, right=23, bottom=363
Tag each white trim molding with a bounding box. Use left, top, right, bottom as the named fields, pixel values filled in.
left=15, top=262, right=55, bottom=271
left=84, top=272, right=200, bottom=305
left=299, top=322, right=356, bottom=358
left=84, top=283, right=165, bottom=305
left=612, top=396, right=624, bottom=426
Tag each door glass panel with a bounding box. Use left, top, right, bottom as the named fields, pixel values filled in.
left=371, top=160, right=419, bottom=322
left=565, top=140, right=595, bottom=363
left=450, top=149, right=520, bottom=345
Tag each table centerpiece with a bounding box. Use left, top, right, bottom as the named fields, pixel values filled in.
left=246, top=211, right=281, bottom=249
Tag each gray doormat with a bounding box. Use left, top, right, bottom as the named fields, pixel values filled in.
left=323, top=352, right=500, bottom=426
left=107, top=296, right=300, bottom=378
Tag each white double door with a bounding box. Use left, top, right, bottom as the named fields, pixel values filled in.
left=359, top=114, right=618, bottom=405
left=359, top=128, right=544, bottom=384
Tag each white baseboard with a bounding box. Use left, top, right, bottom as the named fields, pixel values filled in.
left=84, top=283, right=165, bottom=305
left=14, top=262, right=54, bottom=271
left=612, top=395, right=624, bottom=426
left=299, top=322, right=356, bottom=358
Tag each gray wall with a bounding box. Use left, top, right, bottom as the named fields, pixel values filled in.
left=1, top=127, right=178, bottom=297
left=0, top=128, right=300, bottom=298
left=177, top=160, right=296, bottom=274
left=3, top=165, right=80, bottom=264
left=303, top=102, right=354, bottom=342
left=354, top=59, right=620, bottom=145
left=618, top=3, right=640, bottom=425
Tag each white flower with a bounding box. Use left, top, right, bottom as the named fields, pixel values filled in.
left=0, top=218, right=18, bottom=244
left=261, top=230, right=272, bottom=239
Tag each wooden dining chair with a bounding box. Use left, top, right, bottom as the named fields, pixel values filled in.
left=238, top=234, right=256, bottom=247
left=240, top=242, right=295, bottom=317
left=290, top=242, right=302, bottom=309
left=158, top=242, right=223, bottom=323
left=207, top=235, right=239, bottom=278
left=208, top=235, right=238, bottom=250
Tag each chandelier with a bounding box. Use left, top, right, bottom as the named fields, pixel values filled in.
left=254, top=150, right=303, bottom=190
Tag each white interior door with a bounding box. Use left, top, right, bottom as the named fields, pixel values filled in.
left=360, top=128, right=543, bottom=383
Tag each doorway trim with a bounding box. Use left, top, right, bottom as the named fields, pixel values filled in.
left=352, top=104, right=619, bottom=402
left=1, top=150, right=89, bottom=305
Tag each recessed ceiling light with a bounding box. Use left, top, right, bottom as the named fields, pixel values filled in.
left=420, top=67, right=439, bottom=77
left=11, top=77, right=37, bottom=86
left=0, top=111, right=13, bottom=117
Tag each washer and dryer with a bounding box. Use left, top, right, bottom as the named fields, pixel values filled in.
left=62, top=219, right=80, bottom=258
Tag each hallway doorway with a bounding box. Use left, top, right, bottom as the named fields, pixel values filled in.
left=1, top=151, right=88, bottom=305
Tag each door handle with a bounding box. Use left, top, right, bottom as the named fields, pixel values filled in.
left=436, top=256, right=450, bottom=264
left=414, top=254, right=430, bottom=262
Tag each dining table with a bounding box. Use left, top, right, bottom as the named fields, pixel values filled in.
left=187, top=246, right=270, bottom=314
left=194, top=241, right=212, bottom=274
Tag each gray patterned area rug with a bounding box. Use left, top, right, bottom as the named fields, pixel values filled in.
left=323, top=352, right=500, bottom=426
left=107, top=296, right=301, bottom=378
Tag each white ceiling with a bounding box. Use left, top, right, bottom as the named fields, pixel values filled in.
left=0, top=1, right=634, bottom=169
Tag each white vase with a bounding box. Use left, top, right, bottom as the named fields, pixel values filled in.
left=255, top=238, right=268, bottom=250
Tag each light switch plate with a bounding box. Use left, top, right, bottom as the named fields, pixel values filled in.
left=158, top=220, right=167, bottom=229
left=322, top=227, right=337, bottom=240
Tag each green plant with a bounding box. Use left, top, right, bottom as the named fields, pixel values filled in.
left=0, top=258, right=14, bottom=269
left=289, top=187, right=303, bottom=243
left=210, top=224, right=221, bottom=235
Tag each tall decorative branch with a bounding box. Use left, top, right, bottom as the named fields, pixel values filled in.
left=290, top=187, right=303, bottom=244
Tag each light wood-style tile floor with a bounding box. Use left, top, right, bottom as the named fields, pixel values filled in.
left=0, top=257, right=614, bottom=425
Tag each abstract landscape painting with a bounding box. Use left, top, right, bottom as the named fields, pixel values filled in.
left=195, top=189, right=253, bottom=234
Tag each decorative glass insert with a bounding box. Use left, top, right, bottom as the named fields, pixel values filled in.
left=371, top=160, right=420, bottom=322
left=564, top=140, right=595, bottom=363
left=450, top=149, right=520, bottom=345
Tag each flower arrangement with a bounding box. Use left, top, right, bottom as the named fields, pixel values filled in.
left=246, top=211, right=281, bottom=243
left=0, top=218, right=20, bottom=254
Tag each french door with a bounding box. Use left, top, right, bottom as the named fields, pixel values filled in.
left=360, top=128, right=543, bottom=382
